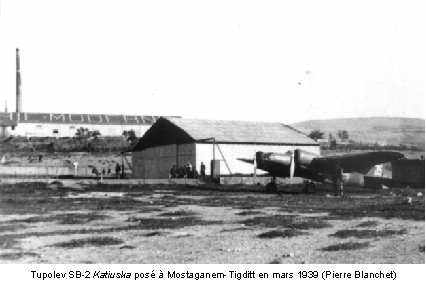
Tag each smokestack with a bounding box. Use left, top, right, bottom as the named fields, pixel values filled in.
left=16, top=48, right=22, bottom=114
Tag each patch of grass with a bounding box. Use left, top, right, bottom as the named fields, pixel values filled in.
left=330, top=229, right=407, bottom=239
left=1, top=216, right=220, bottom=246
left=127, top=216, right=222, bottom=230
left=59, top=213, right=109, bottom=224
left=257, top=229, right=307, bottom=239
left=220, top=227, right=251, bottom=233
left=159, top=210, right=197, bottom=217
left=328, top=199, right=425, bottom=221
left=236, top=210, right=264, bottom=216
left=292, top=218, right=331, bottom=230
left=268, top=258, right=282, bottom=264
left=145, top=231, right=167, bottom=237
left=235, top=205, right=258, bottom=210
left=0, top=197, right=30, bottom=204
left=0, top=184, right=156, bottom=214
left=0, top=252, right=39, bottom=261
left=36, top=199, right=51, bottom=204
left=241, top=215, right=331, bottom=230
left=321, top=242, right=371, bottom=251
left=97, top=197, right=147, bottom=211
left=137, top=207, right=163, bottom=213
left=16, top=213, right=109, bottom=225
left=241, top=215, right=289, bottom=227
left=356, top=221, right=379, bottom=228
left=120, top=245, right=136, bottom=249
left=52, top=237, right=124, bottom=248
left=0, top=223, right=27, bottom=233
left=175, top=233, right=193, bottom=238
left=0, top=236, right=21, bottom=249
left=163, top=204, right=179, bottom=208
left=124, top=192, right=157, bottom=198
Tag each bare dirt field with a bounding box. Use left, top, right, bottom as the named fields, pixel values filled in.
left=0, top=182, right=424, bottom=264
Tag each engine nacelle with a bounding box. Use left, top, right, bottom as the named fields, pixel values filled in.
left=294, top=149, right=318, bottom=167
left=342, top=172, right=364, bottom=187
left=256, top=151, right=292, bottom=167
left=255, top=151, right=292, bottom=177
left=256, top=149, right=319, bottom=178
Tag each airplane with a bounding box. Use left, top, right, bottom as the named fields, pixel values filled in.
left=238, top=149, right=404, bottom=193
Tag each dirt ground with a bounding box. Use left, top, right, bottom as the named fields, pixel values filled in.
left=0, top=182, right=424, bottom=264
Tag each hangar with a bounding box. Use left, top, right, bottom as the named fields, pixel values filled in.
left=130, top=117, right=319, bottom=179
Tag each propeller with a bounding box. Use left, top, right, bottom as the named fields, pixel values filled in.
left=253, top=152, right=257, bottom=180
left=289, top=150, right=295, bottom=179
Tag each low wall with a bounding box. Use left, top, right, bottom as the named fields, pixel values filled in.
left=0, top=175, right=302, bottom=186
left=219, top=176, right=304, bottom=185
left=0, top=177, right=202, bottom=186
left=0, top=166, right=73, bottom=176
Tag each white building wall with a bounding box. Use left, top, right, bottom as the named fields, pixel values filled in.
left=195, top=143, right=320, bottom=176
left=132, top=143, right=196, bottom=179
left=0, top=126, right=8, bottom=137
left=7, top=123, right=151, bottom=137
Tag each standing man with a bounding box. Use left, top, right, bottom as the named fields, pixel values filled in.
left=200, top=162, right=206, bottom=178
left=332, top=163, right=343, bottom=197
left=170, top=165, right=177, bottom=178
left=115, top=163, right=121, bottom=179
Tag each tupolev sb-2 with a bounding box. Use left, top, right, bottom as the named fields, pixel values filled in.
left=238, top=149, right=404, bottom=193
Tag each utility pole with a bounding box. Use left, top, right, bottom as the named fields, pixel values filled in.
left=16, top=48, right=22, bottom=114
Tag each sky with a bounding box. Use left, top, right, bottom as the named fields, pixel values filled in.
left=0, top=0, right=424, bottom=123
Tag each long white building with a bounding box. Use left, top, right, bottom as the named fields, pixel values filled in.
left=0, top=111, right=167, bottom=137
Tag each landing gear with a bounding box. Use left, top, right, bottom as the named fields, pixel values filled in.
left=266, top=177, right=278, bottom=193
left=304, top=181, right=316, bottom=194
left=332, top=178, right=343, bottom=197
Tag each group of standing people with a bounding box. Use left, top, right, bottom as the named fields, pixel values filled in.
left=170, top=162, right=206, bottom=179
left=91, top=163, right=123, bottom=179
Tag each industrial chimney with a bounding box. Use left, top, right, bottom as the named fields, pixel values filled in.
left=16, top=48, right=22, bottom=114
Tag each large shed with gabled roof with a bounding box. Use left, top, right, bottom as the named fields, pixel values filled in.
left=130, top=117, right=319, bottom=178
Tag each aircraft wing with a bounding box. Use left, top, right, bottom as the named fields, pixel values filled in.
left=237, top=158, right=255, bottom=164
left=307, top=151, right=404, bottom=175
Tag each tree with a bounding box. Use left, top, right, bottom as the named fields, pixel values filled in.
left=75, top=127, right=101, bottom=151
left=75, top=127, right=101, bottom=139
left=328, top=133, right=337, bottom=150
left=123, top=129, right=138, bottom=145
left=337, top=130, right=349, bottom=142
left=91, top=130, right=101, bottom=139
left=75, top=127, right=89, bottom=139
left=308, top=129, right=324, bottom=141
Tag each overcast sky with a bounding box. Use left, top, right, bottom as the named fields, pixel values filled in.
left=0, top=0, right=424, bottom=123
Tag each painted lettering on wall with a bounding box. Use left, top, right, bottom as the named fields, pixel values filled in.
left=3, top=112, right=161, bottom=125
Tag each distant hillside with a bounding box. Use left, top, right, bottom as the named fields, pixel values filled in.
left=291, top=117, right=425, bottom=150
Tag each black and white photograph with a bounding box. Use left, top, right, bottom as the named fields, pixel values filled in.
left=0, top=0, right=424, bottom=272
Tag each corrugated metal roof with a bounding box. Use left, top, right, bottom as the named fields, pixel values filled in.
left=165, top=117, right=316, bottom=145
